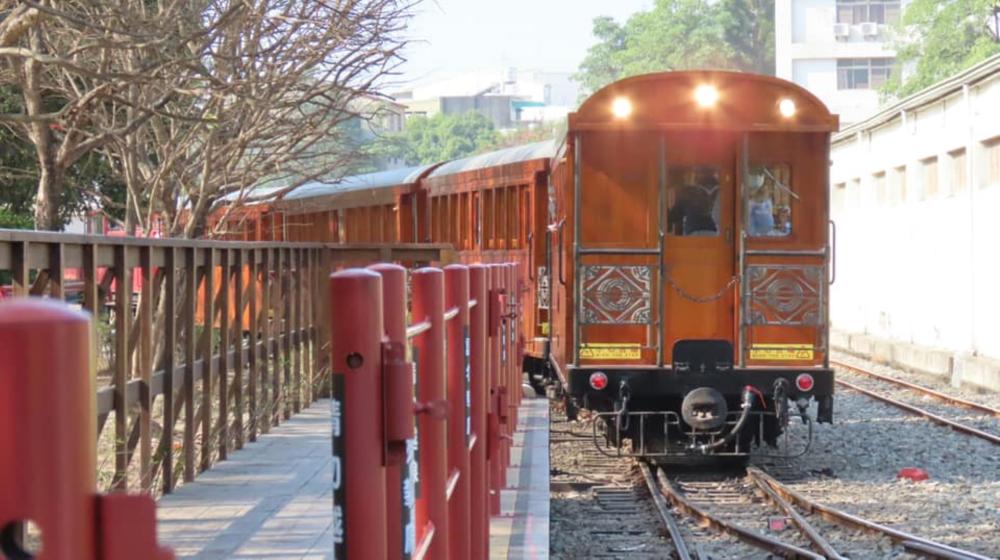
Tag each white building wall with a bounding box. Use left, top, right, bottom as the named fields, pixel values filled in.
left=830, top=66, right=1000, bottom=359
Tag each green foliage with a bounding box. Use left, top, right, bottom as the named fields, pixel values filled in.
left=379, top=111, right=500, bottom=166
left=0, top=85, right=126, bottom=230
left=884, top=0, right=1000, bottom=97
left=575, top=0, right=775, bottom=96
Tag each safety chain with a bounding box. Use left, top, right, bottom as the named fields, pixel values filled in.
left=665, top=273, right=741, bottom=304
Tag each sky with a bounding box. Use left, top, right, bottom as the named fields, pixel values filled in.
left=396, top=0, right=653, bottom=87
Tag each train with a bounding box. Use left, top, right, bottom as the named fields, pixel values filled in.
left=213, top=70, right=839, bottom=463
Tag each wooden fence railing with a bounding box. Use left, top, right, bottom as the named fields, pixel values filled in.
left=0, top=229, right=454, bottom=496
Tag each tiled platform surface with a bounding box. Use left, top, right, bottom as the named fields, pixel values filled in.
left=489, top=395, right=550, bottom=559
left=157, top=402, right=334, bottom=559
left=157, top=396, right=550, bottom=559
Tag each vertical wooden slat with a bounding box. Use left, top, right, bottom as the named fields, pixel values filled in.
left=11, top=240, right=29, bottom=296
left=183, top=248, right=197, bottom=482
left=282, top=248, right=292, bottom=420
left=113, top=245, right=131, bottom=491
left=234, top=249, right=245, bottom=449
left=303, top=249, right=314, bottom=405
left=248, top=249, right=259, bottom=442
left=201, top=248, right=215, bottom=472
left=163, top=248, right=177, bottom=494
left=273, top=248, right=284, bottom=426
left=218, top=249, right=231, bottom=461
left=260, top=248, right=272, bottom=434
left=48, top=243, right=64, bottom=299
left=139, top=246, right=153, bottom=490
left=292, top=248, right=302, bottom=414
left=82, top=243, right=99, bottom=315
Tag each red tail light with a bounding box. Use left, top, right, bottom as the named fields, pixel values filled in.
left=589, top=372, right=608, bottom=391
left=795, top=373, right=814, bottom=392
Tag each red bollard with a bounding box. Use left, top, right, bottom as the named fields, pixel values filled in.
left=467, top=265, right=489, bottom=559
left=486, top=264, right=504, bottom=515
left=444, top=265, right=471, bottom=560
left=507, top=263, right=521, bottom=426
left=369, top=264, right=415, bottom=560
left=411, top=268, right=449, bottom=560
left=0, top=298, right=172, bottom=560
left=329, top=270, right=387, bottom=560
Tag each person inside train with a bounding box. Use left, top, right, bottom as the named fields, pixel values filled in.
left=668, top=166, right=719, bottom=236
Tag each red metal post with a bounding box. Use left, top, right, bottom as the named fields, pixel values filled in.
left=444, top=265, right=471, bottom=560
left=486, top=264, right=503, bottom=515
left=0, top=298, right=172, bottom=560
left=329, top=270, right=387, bottom=560
left=411, top=268, right=449, bottom=560
left=0, top=299, right=96, bottom=558
left=467, top=265, right=489, bottom=559
left=369, top=263, right=414, bottom=560
left=507, top=263, right=521, bottom=425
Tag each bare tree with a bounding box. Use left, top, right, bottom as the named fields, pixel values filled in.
left=0, top=0, right=411, bottom=231
left=101, top=0, right=411, bottom=238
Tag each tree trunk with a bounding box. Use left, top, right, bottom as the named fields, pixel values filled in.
left=33, top=158, right=63, bottom=230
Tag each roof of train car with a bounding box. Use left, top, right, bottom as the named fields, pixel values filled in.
left=426, top=139, right=558, bottom=179
left=281, top=164, right=434, bottom=201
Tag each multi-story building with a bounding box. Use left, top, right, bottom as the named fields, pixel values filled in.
left=776, top=0, right=908, bottom=124
left=394, top=68, right=578, bottom=130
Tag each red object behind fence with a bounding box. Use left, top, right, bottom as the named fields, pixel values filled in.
left=0, top=298, right=172, bottom=560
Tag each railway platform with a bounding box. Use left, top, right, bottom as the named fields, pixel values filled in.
left=155, top=392, right=551, bottom=559
left=489, top=392, right=550, bottom=560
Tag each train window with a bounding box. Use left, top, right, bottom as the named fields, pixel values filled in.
left=747, top=164, right=793, bottom=237
left=667, top=166, right=721, bottom=236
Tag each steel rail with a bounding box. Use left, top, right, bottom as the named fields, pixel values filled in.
left=655, top=468, right=825, bottom=560
left=836, top=379, right=1000, bottom=445
left=746, top=468, right=847, bottom=560
left=638, top=463, right=692, bottom=560
left=832, top=360, right=1000, bottom=417
left=752, top=468, right=994, bottom=560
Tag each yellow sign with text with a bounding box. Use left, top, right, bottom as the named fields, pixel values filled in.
left=750, top=344, right=814, bottom=361
left=579, top=343, right=642, bottom=361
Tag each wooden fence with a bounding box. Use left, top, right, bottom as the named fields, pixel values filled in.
left=0, top=229, right=454, bottom=496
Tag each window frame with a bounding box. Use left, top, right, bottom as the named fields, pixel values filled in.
left=837, top=58, right=895, bottom=90
left=835, top=0, right=902, bottom=25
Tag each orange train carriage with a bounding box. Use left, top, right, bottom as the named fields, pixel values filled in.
left=215, top=70, right=838, bottom=462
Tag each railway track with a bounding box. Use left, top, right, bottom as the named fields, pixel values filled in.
left=645, top=464, right=994, bottom=560
left=831, top=360, right=1000, bottom=445
left=550, top=411, right=681, bottom=558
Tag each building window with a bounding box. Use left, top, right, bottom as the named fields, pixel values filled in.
left=949, top=148, right=967, bottom=195
left=873, top=171, right=887, bottom=206
left=836, top=0, right=902, bottom=25
left=921, top=157, right=938, bottom=199
left=837, top=58, right=894, bottom=90
left=890, top=166, right=907, bottom=205
left=832, top=182, right=846, bottom=213
left=984, top=137, right=1000, bottom=189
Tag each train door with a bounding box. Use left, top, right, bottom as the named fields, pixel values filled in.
left=662, top=132, right=738, bottom=363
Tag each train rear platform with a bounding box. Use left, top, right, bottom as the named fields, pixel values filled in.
left=156, top=394, right=551, bottom=559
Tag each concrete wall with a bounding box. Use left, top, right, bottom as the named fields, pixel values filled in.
left=830, top=66, right=1000, bottom=385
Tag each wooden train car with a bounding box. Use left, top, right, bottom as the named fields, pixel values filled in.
left=551, top=71, right=838, bottom=461
left=215, top=70, right=839, bottom=462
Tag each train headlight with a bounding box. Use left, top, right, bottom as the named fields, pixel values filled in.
left=611, top=97, right=632, bottom=119
left=795, top=373, right=815, bottom=392
left=779, top=98, right=797, bottom=118
left=694, top=84, right=719, bottom=108
left=589, top=371, right=609, bottom=391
